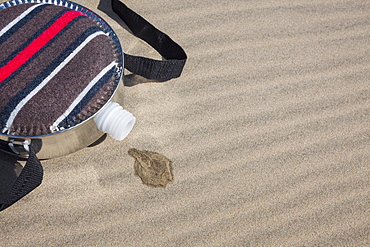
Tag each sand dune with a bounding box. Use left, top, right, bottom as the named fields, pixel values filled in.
left=1, top=0, right=369, bottom=246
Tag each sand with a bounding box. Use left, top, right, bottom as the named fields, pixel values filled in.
left=0, top=0, right=369, bottom=246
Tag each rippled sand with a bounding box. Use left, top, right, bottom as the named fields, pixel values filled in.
left=1, top=0, right=369, bottom=246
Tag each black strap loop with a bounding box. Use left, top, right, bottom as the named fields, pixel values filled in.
left=0, top=141, right=43, bottom=211
left=111, top=0, right=187, bottom=80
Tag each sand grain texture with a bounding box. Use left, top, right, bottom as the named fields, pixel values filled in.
left=0, top=0, right=369, bottom=246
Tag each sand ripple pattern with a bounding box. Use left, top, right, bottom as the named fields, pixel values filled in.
left=1, top=0, right=369, bottom=246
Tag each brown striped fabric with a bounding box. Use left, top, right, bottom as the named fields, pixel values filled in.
left=0, top=1, right=121, bottom=136
left=0, top=4, right=65, bottom=60
left=0, top=3, right=31, bottom=30
left=0, top=16, right=99, bottom=111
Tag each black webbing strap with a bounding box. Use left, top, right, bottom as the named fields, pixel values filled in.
left=0, top=141, right=43, bottom=211
left=111, top=0, right=187, bottom=80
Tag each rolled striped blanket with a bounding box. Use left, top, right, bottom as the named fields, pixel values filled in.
left=0, top=1, right=122, bottom=136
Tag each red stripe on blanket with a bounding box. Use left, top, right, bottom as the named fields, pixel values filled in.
left=0, top=10, right=85, bottom=83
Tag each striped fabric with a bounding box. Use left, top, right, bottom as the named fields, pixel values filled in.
left=0, top=2, right=120, bottom=136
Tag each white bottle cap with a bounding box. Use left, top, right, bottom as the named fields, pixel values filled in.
left=94, top=102, right=136, bottom=141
